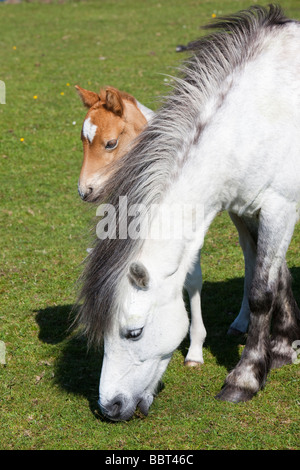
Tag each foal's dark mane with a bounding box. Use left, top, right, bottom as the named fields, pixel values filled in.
left=76, top=5, right=293, bottom=345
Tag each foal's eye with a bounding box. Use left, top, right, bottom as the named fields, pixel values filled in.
left=125, top=328, right=143, bottom=340
left=105, top=139, right=118, bottom=150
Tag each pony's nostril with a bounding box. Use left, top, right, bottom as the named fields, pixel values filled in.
left=110, top=400, right=122, bottom=416
left=100, top=394, right=129, bottom=421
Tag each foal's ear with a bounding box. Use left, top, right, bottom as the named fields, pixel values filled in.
left=75, top=85, right=100, bottom=109
left=104, top=87, right=124, bottom=117
left=128, top=262, right=150, bottom=289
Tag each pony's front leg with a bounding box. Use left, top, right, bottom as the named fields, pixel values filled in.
left=227, top=213, right=256, bottom=335
left=216, top=203, right=298, bottom=403
left=184, top=253, right=206, bottom=366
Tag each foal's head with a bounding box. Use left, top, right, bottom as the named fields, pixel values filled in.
left=76, top=85, right=147, bottom=201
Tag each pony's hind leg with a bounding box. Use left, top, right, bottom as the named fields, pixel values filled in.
left=216, top=201, right=298, bottom=403
left=270, top=262, right=300, bottom=369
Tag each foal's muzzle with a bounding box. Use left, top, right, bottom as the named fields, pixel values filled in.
left=77, top=182, right=93, bottom=201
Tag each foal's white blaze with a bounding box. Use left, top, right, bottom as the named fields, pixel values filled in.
left=82, top=117, right=97, bottom=143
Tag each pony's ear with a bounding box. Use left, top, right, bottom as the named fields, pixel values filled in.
left=104, top=87, right=124, bottom=117
left=75, top=85, right=100, bottom=109
left=128, top=262, right=149, bottom=289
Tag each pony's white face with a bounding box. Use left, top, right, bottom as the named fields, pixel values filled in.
left=99, top=261, right=189, bottom=421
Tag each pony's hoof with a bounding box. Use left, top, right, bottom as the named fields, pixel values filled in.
left=215, top=384, right=255, bottom=403
left=227, top=327, right=245, bottom=336
left=184, top=360, right=203, bottom=367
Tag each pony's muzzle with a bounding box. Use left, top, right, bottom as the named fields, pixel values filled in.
left=99, top=394, right=151, bottom=421
left=99, top=394, right=133, bottom=421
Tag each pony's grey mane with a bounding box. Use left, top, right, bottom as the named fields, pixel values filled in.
left=76, top=5, right=294, bottom=345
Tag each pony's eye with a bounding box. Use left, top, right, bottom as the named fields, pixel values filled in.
left=125, top=328, right=143, bottom=340
left=105, top=139, right=118, bottom=150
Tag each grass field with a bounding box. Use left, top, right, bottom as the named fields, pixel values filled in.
left=1, top=0, right=300, bottom=450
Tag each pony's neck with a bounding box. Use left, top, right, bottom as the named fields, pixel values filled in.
left=139, top=132, right=224, bottom=281
left=137, top=68, right=251, bottom=280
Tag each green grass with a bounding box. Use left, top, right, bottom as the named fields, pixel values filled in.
left=1, top=0, right=300, bottom=450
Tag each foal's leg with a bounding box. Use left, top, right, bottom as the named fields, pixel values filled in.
left=270, top=262, right=300, bottom=368
left=227, top=213, right=257, bottom=335
left=184, top=252, right=206, bottom=366
left=216, top=203, right=298, bottom=403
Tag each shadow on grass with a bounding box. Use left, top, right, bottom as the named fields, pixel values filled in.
left=35, top=267, right=300, bottom=416
left=35, top=304, right=104, bottom=419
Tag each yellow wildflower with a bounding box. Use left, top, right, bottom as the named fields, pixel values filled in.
left=20, top=138, right=24, bottom=142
